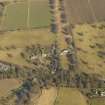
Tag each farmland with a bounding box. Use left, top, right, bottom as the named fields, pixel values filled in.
left=0, top=79, right=21, bottom=97
left=36, top=87, right=57, bottom=105
left=73, top=23, right=105, bottom=75
left=0, top=0, right=105, bottom=105
left=1, top=0, right=52, bottom=30
left=90, top=98, right=105, bottom=105
left=55, top=88, right=88, bottom=105
left=0, top=29, right=56, bottom=67
left=64, top=0, right=105, bottom=24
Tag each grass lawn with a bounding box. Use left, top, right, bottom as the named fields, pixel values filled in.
left=1, top=0, right=52, bottom=30
left=73, top=22, right=105, bottom=75
left=0, top=29, right=56, bottom=67
left=55, top=87, right=88, bottom=105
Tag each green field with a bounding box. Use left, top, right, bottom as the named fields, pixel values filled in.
left=1, top=0, right=52, bottom=30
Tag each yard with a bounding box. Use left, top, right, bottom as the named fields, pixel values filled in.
left=1, top=0, right=52, bottom=30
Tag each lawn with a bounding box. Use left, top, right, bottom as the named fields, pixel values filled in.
left=55, top=87, right=88, bottom=105
left=73, top=22, right=105, bottom=75
left=1, top=0, right=52, bottom=30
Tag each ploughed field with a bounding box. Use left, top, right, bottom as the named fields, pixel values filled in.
left=1, top=0, right=52, bottom=31
left=64, top=0, right=105, bottom=24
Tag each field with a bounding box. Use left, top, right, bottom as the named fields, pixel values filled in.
left=0, top=79, right=21, bottom=97
left=55, top=88, right=88, bottom=105
left=1, top=0, right=52, bottom=30
left=36, top=87, right=57, bottom=105
left=64, top=0, right=105, bottom=24
left=29, top=0, right=51, bottom=28
left=90, top=98, right=105, bottom=105
left=0, top=29, right=56, bottom=67
left=73, top=23, right=105, bottom=75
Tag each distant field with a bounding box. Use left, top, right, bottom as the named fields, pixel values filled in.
left=73, top=23, right=105, bottom=75
left=64, top=0, right=105, bottom=24
left=55, top=88, right=87, bottom=105
left=1, top=0, right=52, bottom=30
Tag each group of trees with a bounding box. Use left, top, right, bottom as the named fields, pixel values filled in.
left=15, top=79, right=32, bottom=105
left=21, top=45, right=50, bottom=65
left=49, top=42, right=60, bottom=73
left=49, top=0, right=58, bottom=33
left=0, top=63, right=30, bottom=80
left=75, top=73, right=105, bottom=89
